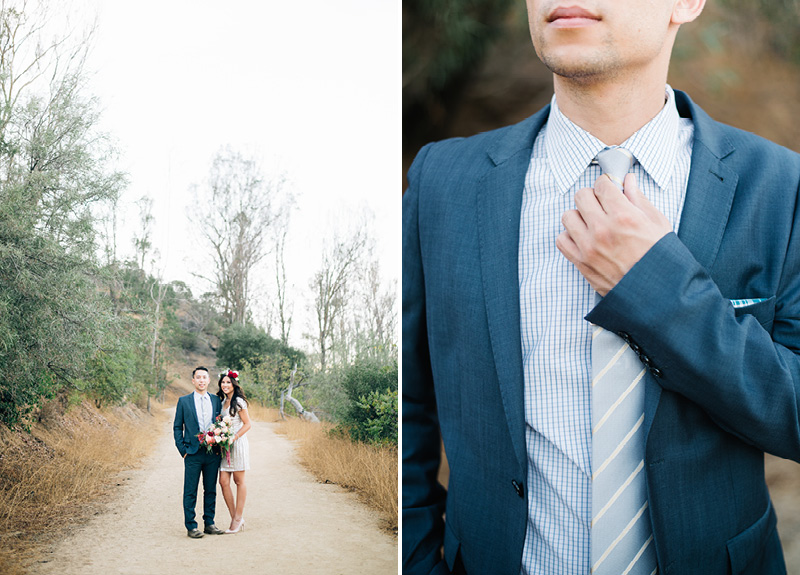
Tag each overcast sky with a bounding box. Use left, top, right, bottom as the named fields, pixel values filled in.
left=74, top=0, right=399, bottom=347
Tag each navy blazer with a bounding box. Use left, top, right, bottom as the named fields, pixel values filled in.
left=402, top=91, right=800, bottom=575
left=173, top=392, right=222, bottom=458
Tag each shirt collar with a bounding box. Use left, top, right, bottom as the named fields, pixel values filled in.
left=544, top=85, right=681, bottom=193
left=193, top=390, right=208, bottom=399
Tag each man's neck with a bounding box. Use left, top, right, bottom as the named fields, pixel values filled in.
left=553, top=70, right=668, bottom=146
left=195, top=390, right=208, bottom=397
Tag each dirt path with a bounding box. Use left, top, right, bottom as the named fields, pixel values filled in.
left=28, top=408, right=397, bottom=575
left=766, top=454, right=800, bottom=571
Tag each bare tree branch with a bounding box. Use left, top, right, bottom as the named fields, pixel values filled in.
left=189, top=147, right=288, bottom=326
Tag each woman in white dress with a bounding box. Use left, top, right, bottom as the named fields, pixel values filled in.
left=216, top=370, right=251, bottom=534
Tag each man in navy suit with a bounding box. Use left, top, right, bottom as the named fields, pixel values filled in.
left=403, top=0, right=800, bottom=573
left=173, top=366, right=224, bottom=538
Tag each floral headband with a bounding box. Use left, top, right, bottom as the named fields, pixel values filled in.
left=220, top=369, right=239, bottom=380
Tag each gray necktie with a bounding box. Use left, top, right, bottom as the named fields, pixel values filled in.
left=590, top=147, right=657, bottom=575
left=200, top=394, right=209, bottom=430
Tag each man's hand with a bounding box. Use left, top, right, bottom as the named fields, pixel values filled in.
left=557, top=173, right=672, bottom=296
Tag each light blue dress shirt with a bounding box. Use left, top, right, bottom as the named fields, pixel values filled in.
left=193, top=390, right=213, bottom=432
left=518, top=85, right=694, bottom=574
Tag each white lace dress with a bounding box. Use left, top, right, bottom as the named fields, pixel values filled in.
left=219, top=397, right=250, bottom=472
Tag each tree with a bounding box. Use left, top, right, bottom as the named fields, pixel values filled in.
left=273, top=225, right=294, bottom=346
left=133, top=196, right=154, bottom=272
left=0, top=221, right=108, bottom=423
left=217, top=322, right=304, bottom=372
left=307, top=211, right=399, bottom=373
left=280, top=363, right=320, bottom=423
left=309, top=226, right=367, bottom=372
left=0, top=1, right=127, bottom=425
left=146, top=279, right=169, bottom=414
left=190, top=148, right=286, bottom=326
left=353, top=257, right=397, bottom=363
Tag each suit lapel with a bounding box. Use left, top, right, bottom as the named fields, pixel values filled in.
left=186, top=393, right=200, bottom=432
left=675, top=92, right=738, bottom=271
left=477, top=110, right=548, bottom=472
left=212, top=395, right=221, bottom=420
left=644, top=91, right=738, bottom=438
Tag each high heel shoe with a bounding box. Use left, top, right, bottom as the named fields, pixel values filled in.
left=225, top=517, right=245, bottom=534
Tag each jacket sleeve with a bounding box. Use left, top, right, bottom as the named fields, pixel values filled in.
left=173, top=399, right=187, bottom=458
left=587, top=209, right=800, bottom=461
left=402, top=144, right=448, bottom=575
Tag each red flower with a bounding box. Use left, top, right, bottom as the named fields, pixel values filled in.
left=228, top=370, right=238, bottom=379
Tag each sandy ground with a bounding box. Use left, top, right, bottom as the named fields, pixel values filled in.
left=27, top=408, right=397, bottom=575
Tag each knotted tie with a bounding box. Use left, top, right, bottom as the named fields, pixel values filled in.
left=590, top=147, right=657, bottom=575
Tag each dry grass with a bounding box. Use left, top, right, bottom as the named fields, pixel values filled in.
left=246, top=403, right=282, bottom=423
left=272, top=415, right=398, bottom=533
left=0, top=398, right=162, bottom=574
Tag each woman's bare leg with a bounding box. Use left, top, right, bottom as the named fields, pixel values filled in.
left=219, top=470, right=236, bottom=525
left=232, top=470, right=247, bottom=522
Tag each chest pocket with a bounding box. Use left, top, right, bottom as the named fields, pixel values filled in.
left=732, top=296, right=776, bottom=332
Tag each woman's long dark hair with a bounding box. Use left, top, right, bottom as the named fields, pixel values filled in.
left=216, top=374, right=248, bottom=417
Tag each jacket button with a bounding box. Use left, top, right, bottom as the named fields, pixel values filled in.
left=651, top=367, right=663, bottom=378
left=512, top=479, right=524, bottom=498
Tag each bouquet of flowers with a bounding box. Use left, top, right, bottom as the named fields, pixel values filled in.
left=197, top=415, right=235, bottom=466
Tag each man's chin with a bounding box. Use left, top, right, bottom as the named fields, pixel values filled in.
left=535, top=37, right=607, bottom=72
left=543, top=54, right=617, bottom=82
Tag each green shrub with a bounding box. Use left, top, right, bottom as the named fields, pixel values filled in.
left=341, top=361, right=398, bottom=399
left=336, top=360, right=398, bottom=445
left=353, top=388, right=398, bottom=445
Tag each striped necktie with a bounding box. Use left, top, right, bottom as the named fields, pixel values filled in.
left=590, top=147, right=657, bottom=575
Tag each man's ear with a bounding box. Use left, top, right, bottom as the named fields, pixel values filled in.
left=672, top=0, right=706, bottom=25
